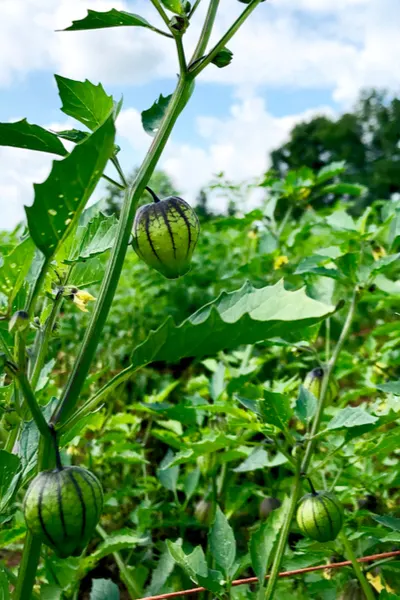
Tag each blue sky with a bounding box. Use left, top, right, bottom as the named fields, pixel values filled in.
left=1, top=0, right=399, bottom=229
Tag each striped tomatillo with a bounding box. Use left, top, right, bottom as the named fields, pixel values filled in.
left=132, top=188, right=200, bottom=279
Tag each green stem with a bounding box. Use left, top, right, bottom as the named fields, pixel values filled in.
left=25, top=257, right=51, bottom=318
left=5, top=427, right=19, bottom=453
left=97, top=525, right=140, bottom=598
left=29, top=290, right=64, bottom=390
left=189, top=0, right=263, bottom=76
left=277, top=206, right=293, bottom=239
left=150, top=0, right=172, bottom=28
left=188, top=0, right=202, bottom=18
left=340, top=532, right=376, bottom=600
left=191, top=0, right=220, bottom=63
left=6, top=365, right=51, bottom=442
left=176, top=36, right=187, bottom=74
left=102, top=173, right=125, bottom=190
left=264, top=464, right=302, bottom=600
left=52, top=75, right=192, bottom=427
left=263, top=289, right=358, bottom=600
left=112, top=156, right=129, bottom=188
left=58, top=364, right=138, bottom=435
left=13, top=436, right=53, bottom=600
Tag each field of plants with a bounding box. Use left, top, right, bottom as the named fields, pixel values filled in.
left=1, top=1, right=400, bottom=599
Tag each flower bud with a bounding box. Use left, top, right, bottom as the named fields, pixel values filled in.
left=211, top=47, right=233, bottom=68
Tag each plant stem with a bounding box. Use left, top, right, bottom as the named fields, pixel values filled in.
left=13, top=436, right=53, bottom=600
left=325, top=317, right=331, bottom=362
left=176, top=36, right=187, bottom=74
left=191, top=0, right=220, bottom=63
left=263, top=289, right=358, bottom=599
left=102, top=173, right=125, bottom=190
left=188, top=0, right=202, bottom=18
left=150, top=0, right=172, bottom=28
left=97, top=525, right=140, bottom=598
left=277, top=206, right=293, bottom=239
left=58, top=364, right=138, bottom=435
left=112, top=156, right=129, bottom=188
left=340, top=531, right=376, bottom=600
left=29, top=290, right=64, bottom=390
left=25, top=256, right=51, bottom=318
left=264, top=465, right=302, bottom=600
left=6, top=364, right=51, bottom=441
left=52, top=75, right=193, bottom=427
left=189, top=0, right=263, bottom=76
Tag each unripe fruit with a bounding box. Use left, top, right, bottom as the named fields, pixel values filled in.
left=132, top=194, right=200, bottom=279
left=194, top=499, right=212, bottom=525
left=296, top=490, right=344, bottom=542
left=24, top=466, right=103, bottom=558
left=303, top=367, right=338, bottom=403
left=211, top=47, right=233, bottom=68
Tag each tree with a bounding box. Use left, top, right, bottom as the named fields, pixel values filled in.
left=270, top=89, right=400, bottom=206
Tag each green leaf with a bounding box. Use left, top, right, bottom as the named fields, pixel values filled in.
left=157, top=449, right=179, bottom=493
left=260, top=391, right=292, bottom=431
left=85, top=532, right=145, bottom=569
left=25, top=114, right=115, bottom=258
left=373, top=514, right=400, bottom=532
left=0, top=120, right=67, bottom=156
left=166, top=540, right=222, bottom=591
left=0, top=565, right=9, bottom=600
left=379, top=592, right=400, bottom=599
left=322, top=183, right=366, bottom=197
left=295, top=385, right=317, bottom=423
left=129, top=281, right=336, bottom=370
left=315, top=161, right=346, bottom=184
left=65, top=212, right=118, bottom=263
left=90, top=579, right=120, bottom=600
left=327, top=406, right=378, bottom=431
left=160, top=0, right=185, bottom=14
left=183, top=467, right=200, bottom=500
left=145, top=545, right=175, bottom=596
left=0, top=238, right=35, bottom=311
left=141, top=94, right=172, bottom=137
left=377, top=381, right=400, bottom=395
left=63, top=9, right=159, bottom=33
left=55, top=75, right=114, bottom=131
left=41, top=585, right=63, bottom=600
left=250, top=496, right=290, bottom=582
left=233, top=447, right=286, bottom=472
left=0, top=451, right=21, bottom=514
left=326, top=210, right=357, bottom=231
left=55, top=129, right=89, bottom=144
left=209, top=506, right=236, bottom=576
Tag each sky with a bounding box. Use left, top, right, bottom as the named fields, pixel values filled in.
left=1, top=0, right=399, bottom=229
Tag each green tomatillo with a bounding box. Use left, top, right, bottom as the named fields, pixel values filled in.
left=132, top=188, right=200, bottom=279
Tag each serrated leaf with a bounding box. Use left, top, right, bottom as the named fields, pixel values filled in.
left=0, top=451, right=21, bottom=514
left=295, top=385, right=317, bottom=423
left=250, top=496, right=290, bottom=582
left=25, top=114, right=115, bottom=258
left=129, top=280, right=336, bottom=371
left=63, top=9, right=157, bottom=33
left=372, top=514, right=400, bottom=532
left=233, top=447, right=275, bottom=473
left=142, top=94, right=172, bottom=137
left=145, top=545, right=175, bottom=596
left=0, top=238, right=35, bottom=311
left=327, top=406, right=378, bottom=431
left=65, top=212, right=119, bottom=263
left=55, top=75, right=114, bottom=131
left=0, top=120, right=67, bottom=156
left=209, top=506, right=236, bottom=576
left=90, top=579, right=119, bottom=600
left=85, top=533, right=144, bottom=568
left=260, top=391, right=292, bottom=431
left=377, top=381, right=400, bottom=395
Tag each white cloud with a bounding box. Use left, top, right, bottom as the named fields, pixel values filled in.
left=118, top=96, right=334, bottom=208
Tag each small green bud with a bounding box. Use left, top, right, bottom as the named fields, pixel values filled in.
left=169, top=15, right=189, bottom=34
left=303, top=367, right=338, bottom=403
left=211, top=47, right=233, bottom=68
left=297, top=490, right=344, bottom=542
left=8, top=311, right=29, bottom=334
left=194, top=499, right=213, bottom=525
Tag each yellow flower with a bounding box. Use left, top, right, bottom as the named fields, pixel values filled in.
left=372, top=244, right=387, bottom=261
left=274, top=255, right=289, bottom=270
left=367, top=572, right=395, bottom=593
left=73, top=290, right=96, bottom=313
